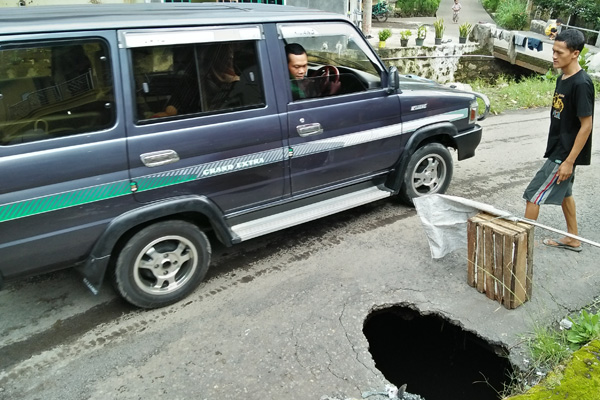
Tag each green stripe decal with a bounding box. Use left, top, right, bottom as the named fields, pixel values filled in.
left=0, top=172, right=199, bottom=224
left=136, top=174, right=197, bottom=192
left=0, top=172, right=201, bottom=224
left=0, top=181, right=132, bottom=223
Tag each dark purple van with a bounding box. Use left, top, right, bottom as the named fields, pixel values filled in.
left=0, top=2, right=488, bottom=308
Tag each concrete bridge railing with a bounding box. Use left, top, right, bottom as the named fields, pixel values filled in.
left=375, top=23, right=554, bottom=84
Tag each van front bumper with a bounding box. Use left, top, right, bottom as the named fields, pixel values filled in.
left=454, top=124, right=482, bottom=161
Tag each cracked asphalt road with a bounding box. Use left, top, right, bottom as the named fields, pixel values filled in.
left=1, top=104, right=600, bottom=400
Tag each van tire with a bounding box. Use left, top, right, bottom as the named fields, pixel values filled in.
left=113, top=221, right=211, bottom=308
left=399, top=143, right=453, bottom=205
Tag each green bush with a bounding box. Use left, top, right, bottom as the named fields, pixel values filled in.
left=567, top=310, right=600, bottom=346
left=482, top=0, right=501, bottom=12
left=496, top=0, right=528, bottom=30
left=458, top=22, right=473, bottom=37
left=579, top=46, right=591, bottom=71
left=395, top=0, right=440, bottom=17
left=433, top=18, right=445, bottom=38
left=378, top=28, right=392, bottom=42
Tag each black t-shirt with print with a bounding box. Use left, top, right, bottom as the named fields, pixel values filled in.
left=544, top=69, right=595, bottom=166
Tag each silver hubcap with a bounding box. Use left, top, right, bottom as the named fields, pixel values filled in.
left=133, top=235, right=198, bottom=295
left=411, top=154, right=447, bottom=195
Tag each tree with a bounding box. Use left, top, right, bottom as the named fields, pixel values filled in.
left=577, top=1, right=600, bottom=28
left=534, top=0, right=600, bottom=28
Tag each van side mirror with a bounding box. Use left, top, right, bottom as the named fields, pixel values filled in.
left=387, top=66, right=399, bottom=94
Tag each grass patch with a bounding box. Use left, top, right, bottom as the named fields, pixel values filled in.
left=503, top=303, right=600, bottom=398
left=495, top=0, right=528, bottom=30
left=502, top=325, right=572, bottom=398
left=506, top=340, right=600, bottom=400
left=527, top=325, right=571, bottom=369
left=469, top=73, right=600, bottom=115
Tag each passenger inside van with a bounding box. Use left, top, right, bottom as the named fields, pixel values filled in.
left=165, top=46, right=200, bottom=116
left=133, top=40, right=264, bottom=120
left=203, top=43, right=241, bottom=110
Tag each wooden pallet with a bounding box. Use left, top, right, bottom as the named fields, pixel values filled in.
left=467, top=212, right=534, bottom=309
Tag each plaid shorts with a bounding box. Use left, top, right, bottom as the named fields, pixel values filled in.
left=523, top=159, right=574, bottom=205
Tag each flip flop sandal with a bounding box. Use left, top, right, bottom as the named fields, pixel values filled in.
left=542, top=238, right=583, bottom=252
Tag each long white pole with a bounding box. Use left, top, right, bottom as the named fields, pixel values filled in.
left=510, top=217, right=600, bottom=248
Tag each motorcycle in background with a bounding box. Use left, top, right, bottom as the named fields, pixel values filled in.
left=372, top=0, right=390, bottom=22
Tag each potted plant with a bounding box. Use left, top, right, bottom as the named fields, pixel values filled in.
left=399, top=29, right=411, bottom=47
left=458, top=22, right=472, bottom=44
left=378, top=28, right=392, bottom=48
left=415, top=24, right=427, bottom=46
left=433, top=18, right=444, bottom=45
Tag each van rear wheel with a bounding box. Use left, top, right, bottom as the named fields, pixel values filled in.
left=399, top=143, right=453, bottom=205
left=113, top=221, right=211, bottom=308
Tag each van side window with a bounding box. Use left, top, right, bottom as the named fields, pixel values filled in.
left=279, top=22, right=383, bottom=101
left=132, top=40, right=265, bottom=122
left=0, top=39, right=115, bottom=145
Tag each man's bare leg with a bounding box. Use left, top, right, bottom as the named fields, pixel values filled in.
left=524, top=201, right=540, bottom=221
left=559, top=196, right=581, bottom=247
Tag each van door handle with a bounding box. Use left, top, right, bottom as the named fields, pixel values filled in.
left=296, top=123, right=323, bottom=137
left=140, top=150, right=180, bottom=167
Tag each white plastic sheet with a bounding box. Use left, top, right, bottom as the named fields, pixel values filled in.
left=414, top=194, right=600, bottom=259
left=413, top=194, right=516, bottom=259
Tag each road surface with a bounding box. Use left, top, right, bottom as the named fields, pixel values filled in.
left=1, top=104, right=600, bottom=399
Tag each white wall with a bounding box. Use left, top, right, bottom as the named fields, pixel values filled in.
left=2, top=0, right=348, bottom=10
left=0, top=0, right=136, bottom=6
left=286, top=0, right=346, bottom=15
left=589, top=52, right=600, bottom=79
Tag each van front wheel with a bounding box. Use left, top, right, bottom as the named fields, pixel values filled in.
left=399, top=143, right=453, bottom=205
left=113, top=221, right=211, bottom=308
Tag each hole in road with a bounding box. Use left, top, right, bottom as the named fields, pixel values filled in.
left=363, top=305, right=514, bottom=400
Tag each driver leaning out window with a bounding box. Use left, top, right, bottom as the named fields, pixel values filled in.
left=285, top=43, right=341, bottom=100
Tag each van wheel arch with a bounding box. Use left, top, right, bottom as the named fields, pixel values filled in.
left=78, top=196, right=233, bottom=295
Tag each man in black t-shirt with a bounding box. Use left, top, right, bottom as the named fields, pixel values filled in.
left=523, top=29, right=594, bottom=252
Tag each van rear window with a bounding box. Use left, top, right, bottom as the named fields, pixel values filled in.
left=0, top=39, right=115, bottom=146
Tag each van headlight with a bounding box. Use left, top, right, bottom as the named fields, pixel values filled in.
left=469, top=99, right=478, bottom=124
left=472, top=92, right=491, bottom=121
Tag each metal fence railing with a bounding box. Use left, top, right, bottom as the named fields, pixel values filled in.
left=562, top=24, right=600, bottom=48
